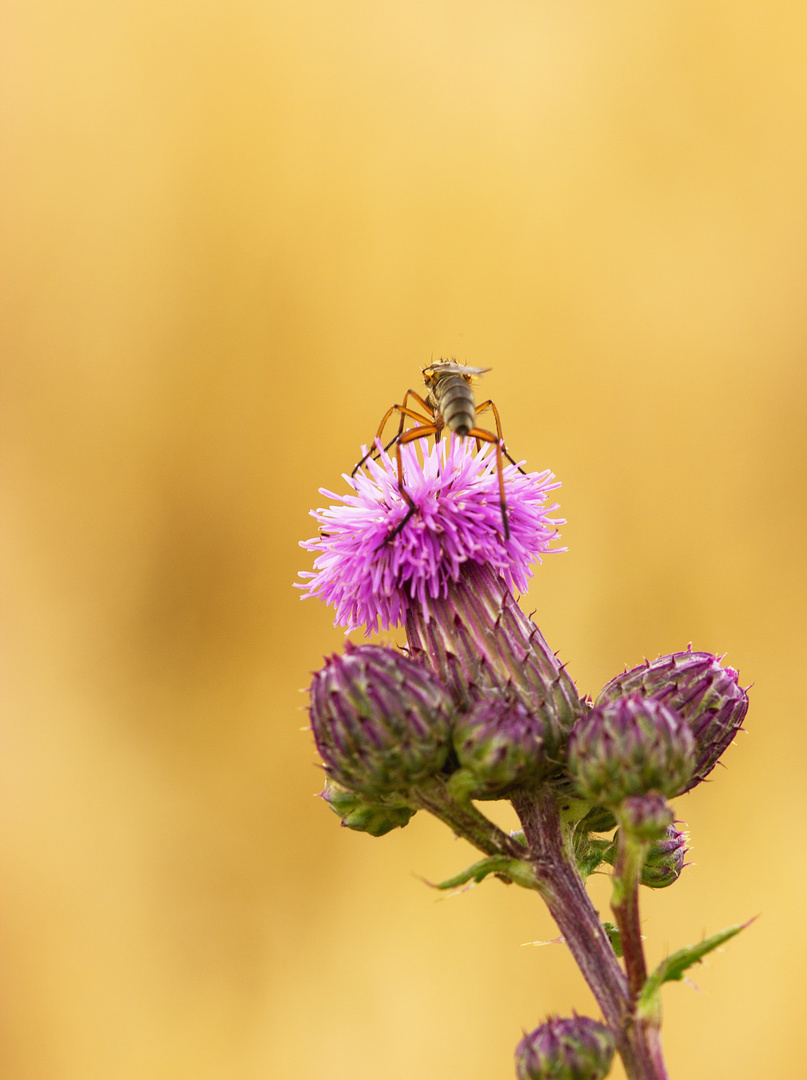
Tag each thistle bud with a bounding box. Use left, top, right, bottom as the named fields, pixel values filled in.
left=597, top=649, right=748, bottom=792
left=320, top=776, right=416, bottom=837
left=309, top=643, right=454, bottom=798
left=567, top=694, right=695, bottom=807
left=515, top=1015, right=615, bottom=1080
left=452, top=695, right=546, bottom=798
left=640, top=823, right=688, bottom=888
left=618, top=791, right=674, bottom=842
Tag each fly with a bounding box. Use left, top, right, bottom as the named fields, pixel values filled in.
left=352, top=360, right=523, bottom=542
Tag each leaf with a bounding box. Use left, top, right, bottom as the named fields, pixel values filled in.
left=601, top=920, right=623, bottom=958
left=425, top=855, right=538, bottom=892
left=638, top=918, right=755, bottom=1020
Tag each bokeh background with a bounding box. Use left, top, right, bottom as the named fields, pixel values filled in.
left=3, top=3, right=807, bottom=1078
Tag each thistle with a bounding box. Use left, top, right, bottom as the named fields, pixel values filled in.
left=597, top=650, right=748, bottom=792
left=298, top=426, right=750, bottom=1080
left=515, top=1015, right=616, bottom=1080
left=308, top=642, right=454, bottom=797
left=320, top=776, right=417, bottom=837
left=567, top=695, right=696, bottom=808
left=297, top=438, right=563, bottom=634
left=451, top=694, right=547, bottom=798
left=639, top=823, right=688, bottom=889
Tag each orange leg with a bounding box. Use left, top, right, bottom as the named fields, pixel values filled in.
left=475, top=400, right=526, bottom=474
left=384, top=389, right=436, bottom=456
left=351, top=398, right=434, bottom=476
left=395, top=390, right=432, bottom=438
left=467, top=426, right=510, bottom=540
left=377, top=423, right=441, bottom=544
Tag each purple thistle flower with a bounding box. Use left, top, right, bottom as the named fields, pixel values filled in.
left=297, top=438, right=563, bottom=635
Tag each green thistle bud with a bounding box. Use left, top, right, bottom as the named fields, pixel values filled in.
left=567, top=694, right=695, bottom=807
left=515, top=1015, right=615, bottom=1080
left=451, top=695, right=546, bottom=798
left=617, top=792, right=674, bottom=842
left=320, top=777, right=416, bottom=837
left=603, top=820, right=688, bottom=886
left=309, top=643, right=454, bottom=798
left=640, top=823, right=688, bottom=888
left=597, top=649, right=748, bottom=792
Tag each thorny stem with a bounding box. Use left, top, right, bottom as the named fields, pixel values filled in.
left=404, top=564, right=669, bottom=1078
left=511, top=789, right=629, bottom=1032
left=510, top=788, right=669, bottom=1080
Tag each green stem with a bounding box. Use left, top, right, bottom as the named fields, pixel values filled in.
left=410, top=777, right=525, bottom=860
left=611, top=829, right=650, bottom=1000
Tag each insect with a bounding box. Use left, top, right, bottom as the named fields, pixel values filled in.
left=352, top=360, right=523, bottom=541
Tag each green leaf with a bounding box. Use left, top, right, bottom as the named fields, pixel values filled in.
left=601, top=921, right=623, bottom=958
left=576, top=837, right=613, bottom=880
left=638, top=918, right=755, bottom=1020
left=427, top=855, right=538, bottom=891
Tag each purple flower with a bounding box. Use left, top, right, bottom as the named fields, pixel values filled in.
left=297, top=438, right=563, bottom=634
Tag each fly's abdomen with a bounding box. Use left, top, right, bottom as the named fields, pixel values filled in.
left=433, top=373, right=476, bottom=437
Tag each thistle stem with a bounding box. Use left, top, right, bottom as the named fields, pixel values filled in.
left=512, top=789, right=629, bottom=1030
left=411, top=777, right=525, bottom=860
left=611, top=829, right=650, bottom=1000
left=512, top=788, right=669, bottom=1080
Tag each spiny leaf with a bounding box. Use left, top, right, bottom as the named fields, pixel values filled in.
left=426, top=855, right=538, bottom=892
left=638, top=918, right=755, bottom=1020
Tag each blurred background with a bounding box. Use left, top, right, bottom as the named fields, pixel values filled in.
left=3, top=2, right=807, bottom=1078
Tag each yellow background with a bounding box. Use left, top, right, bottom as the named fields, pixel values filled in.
left=4, top=3, right=807, bottom=1078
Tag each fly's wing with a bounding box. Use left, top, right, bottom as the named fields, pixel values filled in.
left=422, top=361, right=491, bottom=378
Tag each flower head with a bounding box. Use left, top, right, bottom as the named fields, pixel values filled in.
left=308, top=643, right=454, bottom=798
left=515, top=1015, right=615, bottom=1080
left=451, top=693, right=547, bottom=798
left=568, top=694, right=696, bottom=807
left=320, top=776, right=417, bottom=837
left=640, top=822, right=688, bottom=888
left=596, top=648, right=748, bottom=793
left=297, top=438, right=562, bottom=634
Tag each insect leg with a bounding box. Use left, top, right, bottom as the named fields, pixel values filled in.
left=387, top=389, right=434, bottom=454
left=467, top=426, right=510, bottom=541
left=378, top=424, right=440, bottom=546
left=475, top=399, right=526, bottom=474
left=397, top=390, right=432, bottom=433
left=352, top=403, right=433, bottom=476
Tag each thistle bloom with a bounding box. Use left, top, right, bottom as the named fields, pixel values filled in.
left=596, top=649, right=748, bottom=793
left=298, top=394, right=751, bottom=1080
left=515, top=1015, right=615, bottom=1080
left=308, top=643, right=454, bottom=797
left=568, top=694, right=696, bottom=807
left=297, top=438, right=563, bottom=634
